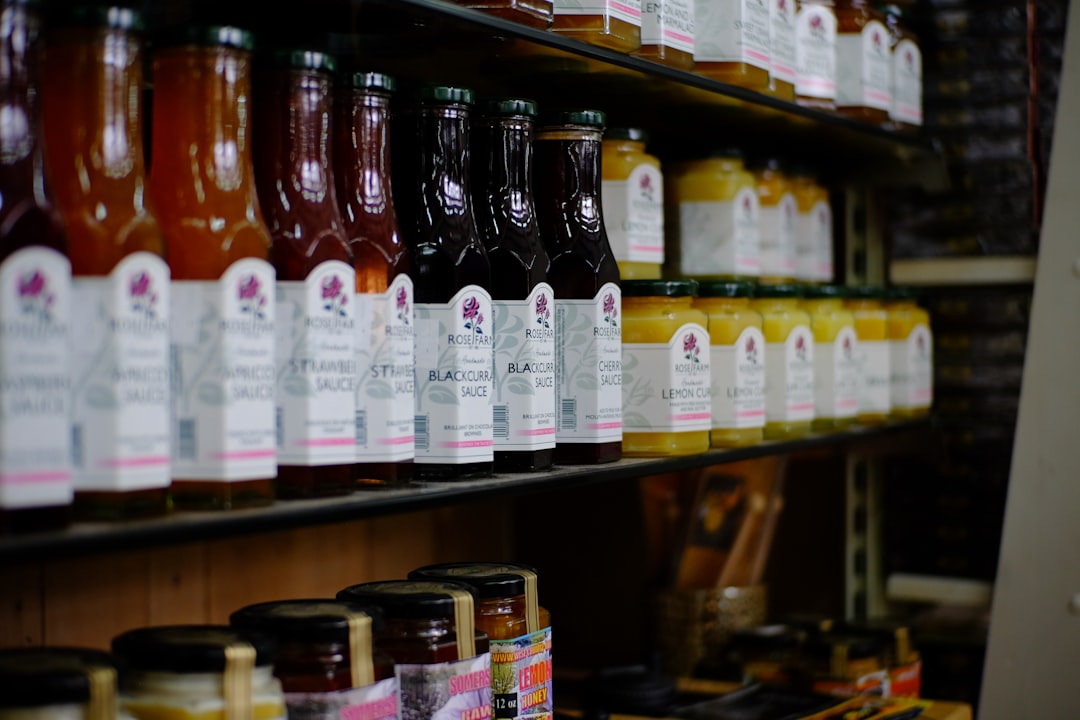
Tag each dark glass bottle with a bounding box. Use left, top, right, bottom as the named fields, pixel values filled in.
left=472, top=99, right=555, bottom=473
left=335, top=72, right=415, bottom=488
left=534, top=110, right=622, bottom=465
left=403, top=86, right=494, bottom=481
left=0, top=0, right=72, bottom=534
left=256, top=50, right=355, bottom=499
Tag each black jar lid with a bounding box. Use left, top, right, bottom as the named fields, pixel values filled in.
left=477, top=98, right=538, bottom=117
left=729, top=625, right=803, bottom=651
left=622, top=279, right=698, bottom=298
left=847, top=285, right=886, bottom=300
left=337, top=580, right=478, bottom=620
left=802, top=285, right=849, bottom=299
left=409, top=563, right=539, bottom=599
left=697, top=280, right=755, bottom=298
left=154, top=25, right=255, bottom=52
left=112, top=625, right=276, bottom=673
left=0, top=648, right=117, bottom=708
left=350, top=71, right=396, bottom=93
left=274, top=49, right=335, bottom=73
left=753, top=283, right=804, bottom=299
left=605, top=127, right=649, bottom=143
left=538, top=109, right=606, bottom=129
left=885, top=286, right=918, bottom=301
left=417, top=85, right=473, bottom=105
left=53, top=5, right=143, bottom=30
left=230, top=599, right=383, bottom=644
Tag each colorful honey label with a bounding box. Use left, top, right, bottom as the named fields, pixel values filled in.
left=623, top=323, right=712, bottom=433
left=837, top=20, right=891, bottom=111
left=275, top=261, right=357, bottom=466
left=0, top=247, right=72, bottom=509
left=892, top=39, right=923, bottom=125
left=413, top=286, right=495, bottom=464
left=694, top=0, right=770, bottom=70
left=795, top=3, right=837, bottom=99
left=555, top=283, right=623, bottom=444
left=71, top=252, right=170, bottom=492
left=815, top=327, right=859, bottom=419
left=493, top=284, right=557, bottom=452
left=678, top=187, right=761, bottom=277
left=641, top=0, right=695, bottom=54
left=770, top=0, right=797, bottom=85
left=857, top=339, right=891, bottom=415
left=891, top=324, right=933, bottom=409
left=284, top=677, right=398, bottom=720
left=354, top=274, right=416, bottom=463
left=491, top=627, right=553, bottom=720
left=710, top=326, right=766, bottom=429
left=554, top=0, right=642, bottom=27
left=603, top=164, right=665, bottom=265
left=760, top=192, right=798, bottom=279
left=764, top=325, right=815, bottom=422
left=397, top=653, right=492, bottom=720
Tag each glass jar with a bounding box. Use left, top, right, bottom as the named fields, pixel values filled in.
left=621, top=280, right=711, bottom=457
left=668, top=151, right=760, bottom=280
left=230, top=600, right=394, bottom=695
left=451, top=0, right=553, bottom=28
left=885, top=288, right=932, bottom=418
left=795, top=0, right=838, bottom=109
left=0, top=648, right=118, bottom=720
left=751, top=159, right=798, bottom=284
left=635, top=0, right=695, bottom=69
left=835, top=0, right=891, bottom=124
left=789, top=168, right=832, bottom=284
left=845, top=288, right=891, bottom=424
left=752, top=285, right=814, bottom=439
left=693, top=282, right=765, bottom=448
left=768, top=0, right=797, bottom=99
left=693, top=0, right=770, bottom=90
left=802, top=287, right=858, bottom=430
left=551, top=1, right=641, bottom=53
left=111, top=625, right=286, bottom=720
left=881, top=2, right=922, bottom=131
left=535, top=110, right=622, bottom=466
left=150, top=26, right=276, bottom=511
left=601, top=128, right=664, bottom=280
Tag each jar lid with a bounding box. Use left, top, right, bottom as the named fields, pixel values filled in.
left=538, top=109, right=606, bottom=129
left=111, top=625, right=276, bottom=673
left=697, top=281, right=755, bottom=298
left=802, top=285, right=848, bottom=299
left=622, top=279, right=698, bottom=298
left=885, top=286, right=918, bottom=301
left=848, top=285, right=887, bottom=300
left=477, top=98, right=538, bottom=117
left=417, top=85, right=473, bottom=105
left=273, top=49, right=335, bottom=73
left=408, top=562, right=539, bottom=599
left=729, top=625, right=803, bottom=651
left=753, top=284, right=803, bottom=299
left=350, top=71, right=396, bottom=93
left=704, top=147, right=744, bottom=160
left=230, top=599, right=383, bottom=643
left=154, top=25, right=255, bottom=52
left=0, top=649, right=116, bottom=708
left=337, top=580, right=478, bottom=620
left=54, top=5, right=143, bottom=30
left=605, top=127, right=648, bottom=143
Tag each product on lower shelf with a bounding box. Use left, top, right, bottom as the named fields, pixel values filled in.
left=802, top=286, right=858, bottom=430
left=885, top=288, right=933, bottom=418
left=752, top=285, right=815, bottom=439
left=0, top=648, right=119, bottom=720
left=751, top=159, right=798, bottom=285
left=846, top=287, right=892, bottom=424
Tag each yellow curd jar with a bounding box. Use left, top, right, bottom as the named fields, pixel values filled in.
left=692, top=0, right=771, bottom=90
left=886, top=287, right=933, bottom=418
left=751, top=158, right=798, bottom=284
left=668, top=150, right=760, bottom=281
left=621, top=280, right=711, bottom=457
left=693, top=282, right=765, bottom=448
left=846, top=287, right=891, bottom=424
left=551, top=0, right=642, bottom=52
left=752, top=285, right=814, bottom=439
left=802, top=286, right=858, bottom=430
left=789, top=168, right=832, bottom=284
left=602, top=128, right=665, bottom=280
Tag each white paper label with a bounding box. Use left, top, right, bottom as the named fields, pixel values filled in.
left=555, top=283, right=623, bottom=443
left=760, top=192, right=798, bottom=278
left=554, top=0, right=642, bottom=26
left=284, top=676, right=398, bottom=720
left=795, top=4, right=837, bottom=99
left=0, top=247, right=72, bottom=509
left=694, top=0, right=770, bottom=68
left=623, top=323, right=711, bottom=433
left=815, top=327, right=859, bottom=419
left=642, top=0, right=695, bottom=53
left=837, top=21, right=891, bottom=110
left=493, top=283, right=557, bottom=452
left=710, top=326, right=766, bottom=429
left=414, top=286, right=494, bottom=464
left=275, top=261, right=357, bottom=467
left=891, top=323, right=933, bottom=409
left=355, top=274, right=416, bottom=463
left=857, top=339, right=891, bottom=415
left=770, top=0, right=797, bottom=84
left=765, top=325, right=815, bottom=422
left=602, top=164, right=665, bottom=265
left=892, top=38, right=923, bottom=125
left=796, top=199, right=832, bottom=282
left=71, top=253, right=171, bottom=492
left=678, top=188, right=760, bottom=277
left=171, top=258, right=277, bottom=481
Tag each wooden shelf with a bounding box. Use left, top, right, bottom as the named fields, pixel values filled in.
left=890, top=257, right=1037, bottom=286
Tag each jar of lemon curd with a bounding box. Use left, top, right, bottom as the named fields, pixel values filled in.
left=802, top=286, right=858, bottom=429
left=846, top=287, right=891, bottom=424
left=602, top=128, right=664, bottom=279
left=753, top=285, right=815, bottom=439
left=886, top=287, right=932, bottom=418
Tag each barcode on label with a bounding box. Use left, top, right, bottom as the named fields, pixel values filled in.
left=72, top=424, right=84, bottom=468
left=414, top=415, right=430, bottom=451
left=276, top=406, right=284, bottom=449
left=355, top=409, right=367, bottom=448
left=178, top=419, right=197, bottom=460
left=493, top=405, right=510, bottom=439
left=561, top=398, right=577, bottom=431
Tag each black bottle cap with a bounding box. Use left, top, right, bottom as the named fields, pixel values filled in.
left=273, top=49, right=336, bottom=73
left=153, top=25, right=255, bottom=52
left=337, top=580, right=478, bottom=620
left=54, top=5, right=143, bottom=30
left=697, top=281, right=755, bottom=298
left=621, top=279, right=698, bottom=298
left=885, top=286, right=919, bottom=301
left=350, top=71, right=396, bottom=93
left=409, top=562, right=539, bottom=599
left=417, top=85, right=474, bottom=105
left=0, top=648, right=117, bottom=708
left=538, top=109, right=606, bottom=129
left=477, top=98, right=539, bottom=117
left=230, top=599, right=383, bottom=644
left=111, top=625, right=276, bottom=674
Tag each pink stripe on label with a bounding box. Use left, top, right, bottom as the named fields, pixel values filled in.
left=520, top=428, right=556, bottom=437
left=866, top=89, right=891, bottom=104
left=788, top=403, right=815, bottom=412
left=102, top=456, right=170, bottom=469
left=213, top=449, right=276, bottom=460
left=440, top=440, right=494, bottom=449
left=298, top=438, right=355, bottom=447
left=610, top=0, right=641, bottom=18
left=587, top=421, right=623, bottom=430
left=746, top=49, right=770, bottom=63
left=0, top=471, right=71, bottom=485
left=800, top=78, right=837, bottom=93
left=913, top=390, right=932, bottom=402
left=379, top=435, right=415, bottom=446
left=664, top=29, right=694, bottom=44
left=836, top=400, right=859, bottom=409
left=737, top=409, right=766, bottom=418
left=673, top=412, right=712, bottom=421
left=773, top=64, right=795, bottom=77
left=629, top=245, right=664, bottom=254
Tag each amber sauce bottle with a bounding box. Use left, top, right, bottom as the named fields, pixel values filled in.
left=335, top=72, right=416, bottom=488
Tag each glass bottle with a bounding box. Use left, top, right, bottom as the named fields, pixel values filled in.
left=769, top=0, right=798, bottom=99
left=535, top=110, right=622, bottom=465
left=256, top=51, right=355, bottom=499
left=845, top=287, right=890, bottom=424
left=42, top=7, right=170, bottom=521
left=835, top=0, right=891, bottom=123
left=335, top=72, right=415, bottom=488
left=150, top=27, right=276, bottom=511
left=473, top=99, right=555, bottom=473
left=885, top=287, right=932, bottom=418
left=693, top=0, right=771, bottom=90
left=802, top=286, right=858, bottom=429
left=752, top=285, right=814, bottom=439
left=751, top=158, right=798, bottom=284
left=404, top=87, right=494, bottom=481
left=601, top=128, right=664, bottom=280
left=635, top=0, right=695, bottom=70
left=0, top=0, right=72, bottom=534
left=795, top=0, right=838, bottom=109
left=451, top=0, right=553, bottom=28
left=551, top=1, right=641, bottom=53
left=881, top=2, right=922, bottom=131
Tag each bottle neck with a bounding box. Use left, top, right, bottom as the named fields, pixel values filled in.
left=418, top=103, right=473, bottom=224
left=534, top=127, right=603, bottom=251
left=273, top=69, right=336, bottom=207
left=479, top=116, right=534, bottom=198
left=0, top=3, right=40, bottom=181
left=341, top=90, right=394, bottom=220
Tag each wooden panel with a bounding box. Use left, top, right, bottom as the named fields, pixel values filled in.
left=370, top=511, right=437, bottom=579
left=148, top=544, right=209, bottom=626
left=432, top=498, right=512, bottom=563
left=42, top=551, right=150, bottom=649
left=0, top=564, right=43, bottom=647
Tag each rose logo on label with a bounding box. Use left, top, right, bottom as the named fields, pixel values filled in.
left=17, top=270, right=55, bottom=323
left=238, top=274, right=268, bottom=321
left=535, top=292, right=552, bottom=329
left=321, top=274, right=349, bottom=317
left=905, top=49, right=915, bottom=70
left=396, top=285, right=410, bottom=325
left=683, top=333, right=701, bottom=363
left=603, top=292, right=618, bottom=326
left=639, top=172, right=655, bottom=203
left=916, top=333, right=927, bottom=358
left=778, top=0, right=786, bottom=11
left=463, top=295, right=484, bottom=335
left=746, top=336, right=759, bottom=364
left=130, top=271, right=159, bottom=319
left=809, top=13, right=825, bottom=38
left=873, top=29, right=883, bottom=52
left=795, top=333, right=808, bottom=363
left=842, top=334, right=854, bottom=361
left=741, top=194, right=754, bottom=219
left=818, top=206, right=829, bottom=228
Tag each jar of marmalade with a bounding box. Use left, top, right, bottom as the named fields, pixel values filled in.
left=752, top=285, right=814, bottom=439
left=551, top=0, right=641, bottom=53
left=845, top=287, right=890, bottom=424
left=835, top=0, right=891, bottom=123
left=881, top=2, right=922, bottom=131
left=0, top=648, right=118, bottom=720
left=795, top=0, right=838, bottom=109
left=885, top=287, right=932, bottom=418
left=693, top=0, right=770, bottom=90
left=802, top=286, right=858, bottom=430
left=452, top=0, right=553, bottom=28
left=602, top=128, right=664, bottom=280
left=636, top=0, right=695, bottom=69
